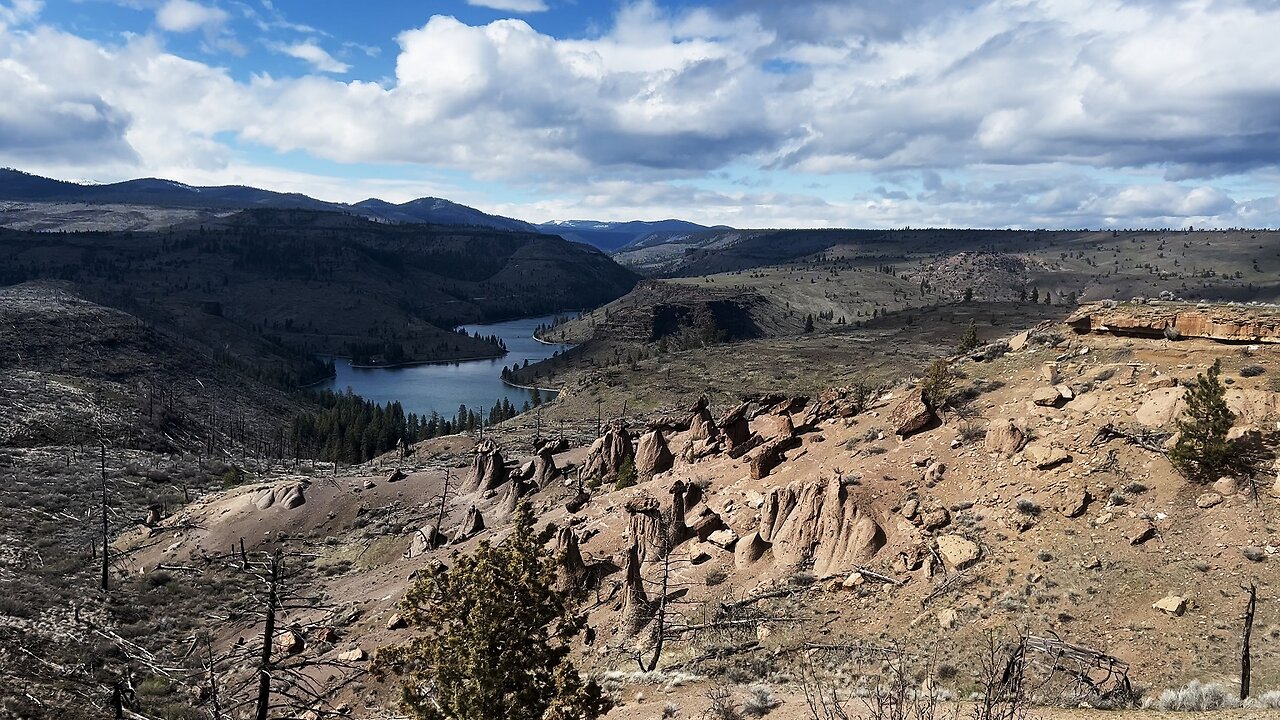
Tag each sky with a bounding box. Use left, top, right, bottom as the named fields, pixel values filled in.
left=2, top=0, right=1280, bottom=229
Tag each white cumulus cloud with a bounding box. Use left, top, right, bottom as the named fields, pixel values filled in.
left=466, top=0, right=549, bottom=13
left=277, top=40, right=349, bottom=73
left=155, top=0, right=228, bottom=33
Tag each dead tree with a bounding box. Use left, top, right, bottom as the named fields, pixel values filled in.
left=100, top=441, right=111, bottom=593
left=201, top=544, right=364, bottom=719
left=1241, top=583, right=1257, bottom=700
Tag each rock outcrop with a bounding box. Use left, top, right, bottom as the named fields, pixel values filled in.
left=1068, top=302, right=1280, bottom=344
left=254, top=483, right=306, bottom=511
left=755, top=476, right=887, bottom=576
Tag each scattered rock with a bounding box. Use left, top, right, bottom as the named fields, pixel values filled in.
left=337, top=648, right=366, bottom=663
left=707, top=529, right=739, bottom=550
left=922, top=462, right=946, bottom=485
left=842, top=571, right=865, bottom=588
left=1244, top=546, right=1267, bottom=562
left=937, top=608, right=959, bottom=630
left=901, top=498, right=919, bottom=520
left=1060, top=489, right=1091, bottom=518
left=920, top=507, right=951, bottom=531
left=1212, top=476, right=1238, bottom=496
left=936, top=535, right=981, bottom=571
left=1152, top=595, right=1187, bottom=616
left=1195, top=492, right=1224, bottom=509
left=1032, top=387, right=1065, bottom=407
left=1023, top=441, right=1071, bottom=469
left=385, top=614, right=406, bottom=630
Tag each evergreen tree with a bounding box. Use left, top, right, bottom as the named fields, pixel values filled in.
left=963, top=287, right=974, bottom=303
left=958, top=319, right=979, bottom=353
left=1169, top=360, right=1236, bottom=483
left=804, top=313, right=815, bottom=333
left=919, top=358, right=955, bottom=409
left=376, top=504, right=610, bottom=720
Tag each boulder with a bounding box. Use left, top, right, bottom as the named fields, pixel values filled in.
left=337, top=648, right=366, bottom=663
left=1212, top=476, right=1238, bottom=496
left=1134, top=387, right=1187, bottom=427
left=889, top=391, right=935, bottom=437
left=280, top=484, right=306, bottom=510
left=984, top=420, right=1025, bottom=457
left=686, top=396, right=720, bottom=442
left=920, top=507, right=951, bottom=531
left=385, top=614, right=406, bottom=630
left=707, top=529, right=739, bottom=550
left=1196, top=492, right=1224, bottom=509
left=1032, top=387, right=1065, bottom=407
left=408, top=525, right=447, bottom=557
left=753, top=412, right=796, bottom=442
left=936, top=535, right=980, bottom=571
left=1127, top=521, right=1156, bottom=545
left=937, top=608, right=959, bottom=630
left=1060, top=489, right=1091, bottom=518
left=749, top=437, right=799, bottom=479
left=1008, top=330, right=1030, bottom=351
left=734, top=531, right=772, bottom=565
left=1024, top=441, right=1071, bottom=469
left=274, top=630, right=303, bottom=655
left=451, top=506, right=485, bottom=544
left=386, top=469, right=407, bottom=483
left=901, top=498, right=920, bottom=519
left=717, top=402, right=753, bottom=449
left=1152, top=595, right=1187, bottom=616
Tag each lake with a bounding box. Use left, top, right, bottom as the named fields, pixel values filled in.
left=319, top=314, right=573, bottom=420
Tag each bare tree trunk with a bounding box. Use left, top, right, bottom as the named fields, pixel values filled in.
left=642, top=549, right=671, bottom=672
left=100, top=442, right=110, bottom=593
left=1241, top=583, right=1257, bottom=700
left=255, top=550, right=282, bottom=720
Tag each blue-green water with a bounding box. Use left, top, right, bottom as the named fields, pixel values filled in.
left=319, top=314, right=572, bottom=419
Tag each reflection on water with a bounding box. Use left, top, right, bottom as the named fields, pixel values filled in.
left=319, top=314, right=572, bottom=419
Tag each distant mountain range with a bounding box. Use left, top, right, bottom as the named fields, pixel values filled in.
left=0, top=168, right=730, bottom=251
left=535, top=219, right=731, bottom=252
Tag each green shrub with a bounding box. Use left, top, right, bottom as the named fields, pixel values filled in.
left=1169, top=360, right=1236, bottom=483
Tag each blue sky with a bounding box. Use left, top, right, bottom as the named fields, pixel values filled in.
left=3, top=0, right=1280, bottom=228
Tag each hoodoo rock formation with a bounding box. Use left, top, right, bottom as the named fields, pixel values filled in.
left=754, top=476, right=887, bottom=576
left=554, top=527, right=589, bottom=594
left=686, top=396, right=721, bottom=442
left=583, top=420, right=636, bottom=483
left=634, top=428, right=675, bottom=479
left=466, top=439, right=509, bottom=493
left=717, top=402, right=752, bottom=449
left=529, top=440, right=561, bottom=488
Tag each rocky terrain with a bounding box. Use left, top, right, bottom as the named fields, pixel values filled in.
left=20, top=303, right=1271, bottom=718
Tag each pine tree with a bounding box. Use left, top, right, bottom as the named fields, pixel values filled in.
left=804, top=313, right=815, bottom=333
left=1169, top=359, right=1236, bottom=483
left=958, top=319, right=979, bottom=353
left=919, top=358, right=954, bottom=409
left=376, top=504, right=610, bottom=720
